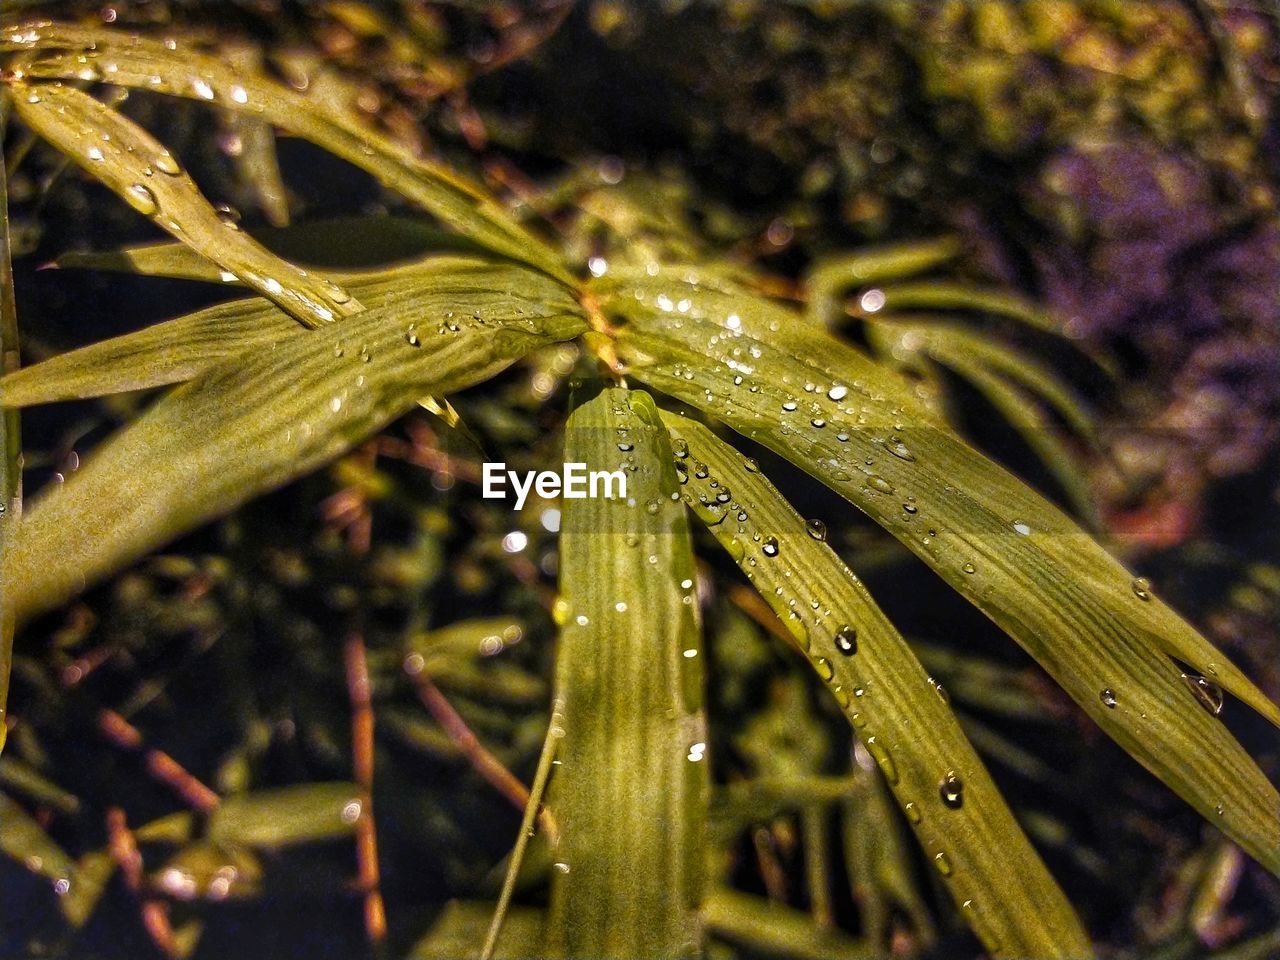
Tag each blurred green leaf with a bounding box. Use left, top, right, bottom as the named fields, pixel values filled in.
left=207, top=783, right=361, bottom=849
left=53, top=217, right=480, bottom=281
left=59, top=848, right=116, bottom=929
left=412, top=900, right=544, bottom=960
left=0, top=791, right=74, bottom=888
left=703, top=888, right=873, bottom=960
left=806, top=236, right=962, bottom=325
left=547, top=385, right=707, bottom=959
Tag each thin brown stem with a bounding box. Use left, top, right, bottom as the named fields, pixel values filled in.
left=344, top=632, right=387, bottom=947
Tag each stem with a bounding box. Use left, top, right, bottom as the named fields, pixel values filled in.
left=0, top=90, right=21, bottom=754
left=480, top=697, right=564, bottom=960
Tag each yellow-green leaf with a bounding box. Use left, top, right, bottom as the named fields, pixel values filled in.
left=0, top=256, right=550, bottom=406
left=11, top=80, right=359, bottom=330
left=3, top=276, right=585, bottom=623
left=663, top=412, right=1090, bottom=958
left=604, top=269, right=1280, bottom=878
left=6, top=22, right=571, bottom=283
left=207, top=783, right=362, bottom=849
left=548, top=385, right=706, bottom=959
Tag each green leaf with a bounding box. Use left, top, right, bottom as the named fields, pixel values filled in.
left=207, top=783, right=362, bottom=849
left=806, top=236, right=962, bottom=325
left=663, top=412, right=1090, bottom=958
left=412, top=901, right=544, bottom=960
left=3, top=274, right=585, bottom=623
left=53, top=216, right=485, bottom=281
left=11, top=81, right=363, bottom=330
left=0, top=791, right=74, bottom=888
left=59, top=848, right=116, bottom=929
left=6, top=23, right=572, bottom=283
left=863, top=281, right=1060, bottom=334
left=703, top=888, right=873, bottom=960
left=0, top=92, right=17, bottom=754
left=548, top=385, right=706, bottom=959
left=604, top=268, right=1280, bottom=878
left=0, top=256, right=545, bottom=406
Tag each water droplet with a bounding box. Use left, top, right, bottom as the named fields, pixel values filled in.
left=1181, top=672, right=1224, bottom=716
left=867, top=737, right=898, bottom=785
left=904, top=802, right=922, bottom=824
left=866, top=475, right=894, bottom=494
left=617, top=441, right=634, bottom=452
left=806, top=518, right=827, bottom=542
left=124, top=183, right=158, bottom=215
left=743, top=457, right=759, bottom=472
left=672, top=438, right=689, bottom=459
left=192, top=78, right=215, bottom=100
left=929, top=677, right=949, bottom=703
left=1131, top=577, right=1152, bottom=601
left=961, top=562, right=976, bottom=575
left=761, top=537, right=780, bottom=557
left=1100, top=688, right=1117, bottom=708
left=1013, top=520, right=1031, bottom=536
left=939, top=772, right=964, bottom=808
left=810, top=418, right=826, bottom=428
left=782, top=400, right=797, bottom=412
left=405, top=327, right=420, bottom=347
left=834, top=627, right=857, bottom=656
left=934, top=851, right=953, bottom=877
left=812, top=656, right=834, bottom=681
left=153, top=150, right=181, bottom=175
left=86, top=146, right=105, bottom=162
left=828, top=384, right=848, bottom=401
left=887, top=440, right=915, bottom=461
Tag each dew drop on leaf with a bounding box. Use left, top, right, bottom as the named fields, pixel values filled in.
left=812, top=656, right=834, bottom=681
left=867, top=737, right=898, bottom=785
left=939, top=772, right=964, bottom=808
left=1100, top=688, right=1117, bottom=708
left=761, top=537, right=779, bottom=557
left=805, top=518, right=827, bottom=541
left=834, top=626, right=857, bottom=656
left=1181, top=672, right=1224, bottom=716
left=124, top=183, right=158, bottom=215
left=1131, top=577, right=1152, bottom=601
left=151, top=150, right=180, bottom=176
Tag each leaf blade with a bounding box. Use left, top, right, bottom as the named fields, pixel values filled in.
left=663, top=412, right=1091, bottom=958
left=4, top=271, right=585, bottom=623
left=6, top=23, right=571, bottom=283
left=606, top=271, right=1280, bottom=877
left=548, top=385, right=706, bottom=959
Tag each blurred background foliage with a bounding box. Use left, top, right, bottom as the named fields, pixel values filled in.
left=2, top=1, right=1279, bottom=958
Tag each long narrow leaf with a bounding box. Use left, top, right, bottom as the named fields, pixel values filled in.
left=53, top=217, right=480, bottom=282
left=0, top=93, right=18, bottom=753
left=0, top=257, right=552, bottom=406
left=601, top=269, right=1280, bottom=876
left=10, top=80, right=358, bottom=329
left=548, top=385, right=706, bottom=958
left=5, top=23, right=571, bottom=283
left=4, top=276, right=585, bottom=623
left=663, top=412, right=1090, bottom=958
